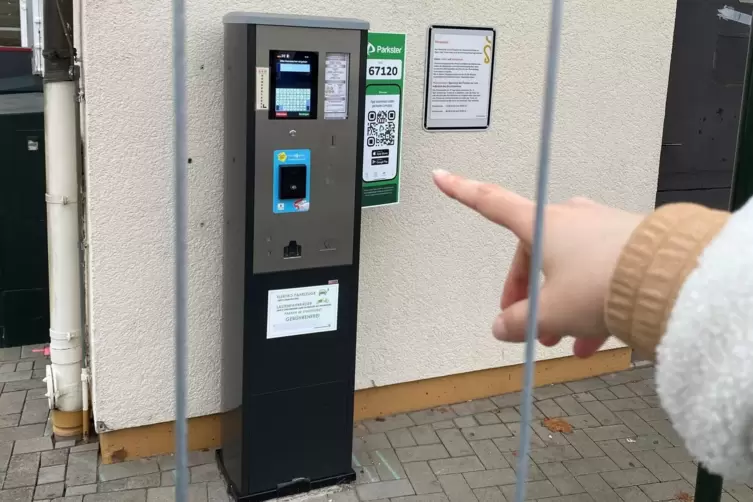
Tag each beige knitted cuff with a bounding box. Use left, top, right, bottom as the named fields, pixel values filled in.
left=605, top=203, right=730, bottom=359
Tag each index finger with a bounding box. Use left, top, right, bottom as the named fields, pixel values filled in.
left=433, top=169, right=535, bottom=242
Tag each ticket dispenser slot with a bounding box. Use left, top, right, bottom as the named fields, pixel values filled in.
left=219, top=12, right=368, bottom=502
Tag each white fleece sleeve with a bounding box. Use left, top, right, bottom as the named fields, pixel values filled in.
left=656, top=197, right=753, bottom=482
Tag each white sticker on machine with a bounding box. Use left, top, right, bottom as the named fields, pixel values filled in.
left=256, top=67, right=269, bottom=111
left=266, top=283, right=339, bottom=339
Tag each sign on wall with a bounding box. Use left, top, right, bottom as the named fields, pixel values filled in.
left=362, top=32, right=407, bottom=208
left=423, top=25, right=496, bottom=131
left=266, top=283, right=339, bottom=339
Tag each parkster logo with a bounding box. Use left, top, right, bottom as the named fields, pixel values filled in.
left=368, top=42, right=402, bottom=55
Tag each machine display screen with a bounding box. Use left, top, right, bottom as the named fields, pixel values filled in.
left=270, top=50, right=318, bottom=119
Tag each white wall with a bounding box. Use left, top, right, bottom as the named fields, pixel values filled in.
left=81, top=0, right=675, bottom=432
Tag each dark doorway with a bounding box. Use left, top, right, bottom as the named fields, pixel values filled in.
left=656, top=0, right=752, bottom=209
left=0, top=94, right=50, bottom=348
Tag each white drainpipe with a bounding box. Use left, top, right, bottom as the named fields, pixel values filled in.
left=44, top=80, right=84, bottom=414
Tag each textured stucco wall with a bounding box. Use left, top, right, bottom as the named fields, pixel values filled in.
left=82, top=0, right=675, bottom=431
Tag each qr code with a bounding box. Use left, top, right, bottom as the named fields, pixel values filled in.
left=366, top=110, right=397, bottom=147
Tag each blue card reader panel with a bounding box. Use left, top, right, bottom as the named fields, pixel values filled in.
left=273, top=149, right=311, bottom=214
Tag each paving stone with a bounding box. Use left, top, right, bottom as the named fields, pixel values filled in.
left=354, top=433, right=391, bottom=452
left=502, top=480, right=560, bottom=500
left=541, top=462, right=570, bottom=478
left=473, top=487, right=505, bottom=502
left=99, top=459, right=159, bottom=483
left=19, top=347, right=44, bottom=360
left=567, top=430, right=604, bottom=458
left=534, top=385, right=573, bottom=401
left=614, top=411, right=655, bottom=437
left=453, top=416, right=477, bottom=429
left=67, top=444, right=98, bottom=454
left=496, top=408, right=521, bottom=423
left=0, top=415, right=20, bottom=429
left=66, top=451, right=98, bottom=486
left=622, top=435, right=672, bottom=453
left=4, top=381, right=46, bottom=393
left=671, top=462, right=697, bottom=485
left=99, top=472, right=161, bottom=492
left=537, top=495, right=595, bottom=502
left=53, top=496, right=85, bottom=502
left=576, top=473, right=619, bottom=499
left=563, top=457, right=619, bottom=476
left=156, top=451, right=215, bottom=472
left=429, top=456, right=485, bottom=475
left=14, top=437, right=53, bottom=455
left=591, top=389, right=618, bottom=401
left=609, top=385, right=636, bottom=399
left=403, top=461, right=443, bottom=494
left=159, top=470, right=175, bottom=487
left=432, top=420, right=456, bottom=431
left=625, top=381, right=656, bottom=397
left=437, top=429, right=473, bottom=457
left=530, top=445, right=582, bottom=464
left=0, top=348, right=21, bottom=362
left=566, top=378, right=609, bottom=393
left=328, top=489, right=359, bottom=502
left=724, top=484, right=753, bottom=502
left=463, top=468, right=516, bottom=488
left=410, top=425, right=440, bottom=445
left=54, top=441, right=75, bottom=450
left=474, top=412, right=500, bottom=425
left=34, top=481, right=64, bottom=499
left=409, top=408, right=457, bottom=426
left=536, top=400, right=567, bottom=418
left=632, top=451, right=680, bottom=482
left=0, top=442, right=13, bottom=472
left=600, top=370, right=646, bottom=386
left=0, top=487, right=33, bottom=502
left=564, top=415, right=602, bottom=430
left=64, top=485, right=97, bottom=496
left=490, top=392, right=523, bottom=409
left=516, top=406, right=545, bottom=420
left=504, top=453, right=548, bottom=482
left=206, top=480, right=230, bottom=502
left=601, top=468, right=658, bottom=488
left=555, top=396, right=588, bottom=416
left=438, top=473, right=477, bottom=502
left=392, top=495, right=449, bottom=502
left=396, top=444, right=450, bottom=463
left=355, top=464, right=380, bottom=484
left=0, top=364, right=15, bottom=374
left=363, top=415, right=415, bottom=434
left=584, top=425, right=635, bottom=442
left=145, top=483, right=206, bottom=501
left=638, top=480, right=693, bottom=501
left=508, top=422, right=549, bottom=447
left=549, top=474, right=586, bottom=495
left=647, top=421, right=683, bottom=447
left=190, top=463, right=219, bottom=483
left=451, top=399, right=497, bottom=417
left=461, top=425, right=511, bottom=441
left=387, top=428, right=416, bottom=449
left=356, top=479, right=414, bottom=501
left=15, top=363, right=33, bottom=372
left=370, top=449, right=406, bottom=480
left=469, top=440, right=508, bottom=470
left=37, top=464, right=65, bottom=484
left=615, top=486, right=652, bottom=502
left=0, top=372, right=32, bottom=384
left=4, top=453, right=40, bottom=489
left=573, top=393, right=597, bottom=403
left=581, top=402, right=621, bottom=426
left=25, top=389, right=46, bottom=401
left=596, top=440, right=643, bottom=469
left=0, top=425, right=46, bottom=443
left=635, top=409, right=667, bottom=423
left=602, top=399, right=649, bottom=412
left=0, top=393, right=27, bottom=416
left=40, top=450, right=67, bottom=468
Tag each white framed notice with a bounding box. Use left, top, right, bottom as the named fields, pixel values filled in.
left=266, top=283, right=339, bottom=339
left=423, top=25, right=496, bottom=131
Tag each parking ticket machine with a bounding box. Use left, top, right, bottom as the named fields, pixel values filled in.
left=218, top=12, right=369, bottom=502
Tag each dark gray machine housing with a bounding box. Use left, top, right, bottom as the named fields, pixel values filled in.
left=218, top=12, right=369, bottom=502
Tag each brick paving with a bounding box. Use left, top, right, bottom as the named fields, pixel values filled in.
left=0, top=346, right=750, bottom=502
